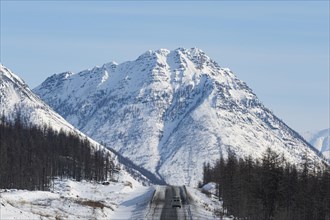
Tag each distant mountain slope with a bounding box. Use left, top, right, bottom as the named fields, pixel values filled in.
left=303, top=128, right=329, bottom=161
left=1, top=64, right=84, bottom=135
left=34, top=48, right=326, bottom=186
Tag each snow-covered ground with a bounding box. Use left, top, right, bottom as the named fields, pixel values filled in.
left=0, top=172, right=154, bottom=220
left=201, top=182, right=218, bottom=196
left=0, top=179, right=229, bottom=219
left=187, top=185, right=233, bottom=220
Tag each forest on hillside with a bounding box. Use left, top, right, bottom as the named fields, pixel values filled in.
left=0, top=115, right=115, bottom=190
left=202, top=148, right=330, bottom=220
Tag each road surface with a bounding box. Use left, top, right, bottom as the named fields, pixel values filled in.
left=146, top=185, right=193, bottom=220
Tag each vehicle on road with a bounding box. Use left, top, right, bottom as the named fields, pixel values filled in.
left=171, top=196, right=182, bottom=208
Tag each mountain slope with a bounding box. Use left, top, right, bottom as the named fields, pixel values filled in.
left=1, top=64, right=84, bottom=135
left=0, top=64, right=152, bottom=185
left=303, top=128, right=329, bottom=161
left=34, top=48, right=325, bottom=186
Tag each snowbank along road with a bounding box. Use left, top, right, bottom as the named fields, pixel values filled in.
left=146, top=185, right=194, bottom=220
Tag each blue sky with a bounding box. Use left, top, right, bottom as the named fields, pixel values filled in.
left=0, top=1, right=329, bottom=133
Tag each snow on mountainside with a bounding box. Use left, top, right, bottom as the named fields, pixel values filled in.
left=34, top=48, right=326, bottom=186
left=0, top=64, right=111, bottom=151
left=0, top=64, right=151, bottom=185
left=303, top=129, right=329, bottom=161
left=0, top=64, right=83, bottom=135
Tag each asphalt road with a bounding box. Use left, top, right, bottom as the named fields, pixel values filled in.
left=146, top=185, right=192, bottom=220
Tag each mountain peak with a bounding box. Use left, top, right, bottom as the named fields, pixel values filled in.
left=136, top=48, right=170, bottom=61
left=155, top=48, right=171, bottom=55
left=0, top=64, right=27, bottom=88
left=34, top=48, right=326, bottom=186
left=137, top=47, right=208, bottom=61
left=176, top=47, right=204, bottom=55
left=103, top=61, right=118, bottom=68
left=0, top=65, right=75, bottom=133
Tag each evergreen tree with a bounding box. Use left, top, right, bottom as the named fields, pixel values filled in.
left=0, top=115, right=115, bottom=190
left=202, top=147, right=330, bottom=220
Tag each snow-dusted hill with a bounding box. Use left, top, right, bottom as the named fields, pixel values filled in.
left=34, top=48, right=326, bottom=186
left=303, top=128, right=329, bottom=161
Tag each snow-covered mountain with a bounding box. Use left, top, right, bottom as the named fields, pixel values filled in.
left=34, top=48, right=326, bottom=186
left=1, top=64, right=153, bottom=185
left=303, top=129, right=329, bottom=161
left=0, top=64, right=80, bottom=133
